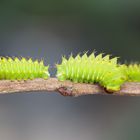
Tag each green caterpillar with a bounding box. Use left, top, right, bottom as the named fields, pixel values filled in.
left=123, top=64, right=140, bottom=82
left=1, top=53, right=140, bottom=92
left=0, top=57, right=49, bottom=80
left=56, top=53, right=126, bottom=91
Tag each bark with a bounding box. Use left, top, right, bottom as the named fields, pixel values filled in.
left=0, top=78, right=139, bottom=96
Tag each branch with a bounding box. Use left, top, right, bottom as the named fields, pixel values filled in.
left=0, top=78, right=139, bottom=96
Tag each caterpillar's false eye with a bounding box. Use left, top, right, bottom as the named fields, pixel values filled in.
left=56, top=52, right=126, bottom=92
left=0, top=57, right=49, bottom=80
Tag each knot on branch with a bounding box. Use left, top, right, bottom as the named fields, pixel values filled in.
left=58, top=87, right=73, bottom=96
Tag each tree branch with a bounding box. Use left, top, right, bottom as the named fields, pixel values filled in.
left=0, top=78, right=139, bottom=96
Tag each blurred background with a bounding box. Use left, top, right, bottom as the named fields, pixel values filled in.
left=0, top=0, right=140, bottom=140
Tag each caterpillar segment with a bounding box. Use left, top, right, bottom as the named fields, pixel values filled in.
left=56, top=53, right=126, bottom=91
left=0, top=57, right=49, bottom=80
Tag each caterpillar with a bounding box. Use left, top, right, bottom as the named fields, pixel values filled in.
left=123, top=63, right=140, bottom=82
left=0, top=57, right=49, bottom=80
left=56, top=53, right=126, bottom=91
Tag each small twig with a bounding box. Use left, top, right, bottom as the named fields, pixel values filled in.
left=0, top=78, right=140, bottom=96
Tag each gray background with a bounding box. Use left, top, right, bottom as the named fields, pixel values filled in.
left=0, top=0, right=140, bottom=140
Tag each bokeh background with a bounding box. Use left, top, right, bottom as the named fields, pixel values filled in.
left=0, top=0, right=140, bottom=140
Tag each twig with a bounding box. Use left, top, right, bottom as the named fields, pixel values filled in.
left=0, top=78, right=139, bottom=96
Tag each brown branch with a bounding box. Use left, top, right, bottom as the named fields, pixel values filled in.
left=0, top=78, right=139, bottom=96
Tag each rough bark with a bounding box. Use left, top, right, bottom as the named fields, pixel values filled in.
left=0, top=78, right=140, bottom=96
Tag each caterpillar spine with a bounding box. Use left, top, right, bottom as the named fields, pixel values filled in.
left=123, top=63, right=140, bottom=82
left=56, top=53, right=126, bottom=91
left=0, top=57, right=49, bottom=80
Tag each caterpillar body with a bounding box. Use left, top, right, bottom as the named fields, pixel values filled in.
left=56, top=53, right=126, bottom=91
left=0, top=57, right=49, bottom=80
left=123, top=64, right=140, bottom=82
